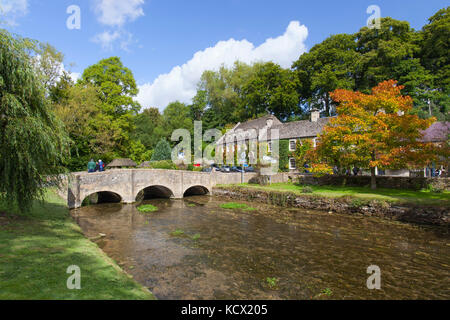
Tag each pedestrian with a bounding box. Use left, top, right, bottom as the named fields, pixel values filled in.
left=98, top=159, right=105, bottom=172
left=353, top=167, right=359, bottom=176
left=87, top=159, right=96, bottom=173
left=95, top=161, right=100, bottom=172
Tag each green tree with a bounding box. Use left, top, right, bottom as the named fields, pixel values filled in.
left=419, top=7, right=450, bottom=120
left=53, top=84, right=118, bottom=170
left=80, top=57, right=141, bottom=156
left=151, top=139, right=172, bottom=161
left=0, top=30, right=69, bottom=212
left=292, top=34, right=358, bottom=117
left=243, top=62, right=300, bottom=120
left=132, top=107, right=163, bottom=150
left=199, top=62, right=255, bottom=128
left=161, top=101, right=193, bottom=139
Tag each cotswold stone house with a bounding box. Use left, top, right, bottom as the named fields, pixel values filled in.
left=216, top=110, right=331, bottom=170
left=216, top=112, right=449, bottom=176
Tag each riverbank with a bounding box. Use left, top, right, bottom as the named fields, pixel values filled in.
left=213, top=184, right=450, bottom=226
left=0, top=189, right=155, bottom=300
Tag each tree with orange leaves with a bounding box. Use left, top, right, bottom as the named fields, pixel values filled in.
left=314, top=80, right=438, bottom=189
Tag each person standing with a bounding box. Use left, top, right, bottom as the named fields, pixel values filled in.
left=98, top=159, right=105, bottom=172
left=87, top=159, right=96, bottom=173
left=95, top=161, right=100, bottom=172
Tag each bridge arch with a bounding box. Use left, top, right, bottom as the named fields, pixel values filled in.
left=81, top=190, right=123, bottom=206
left=183, top=185, right=210, bottom=197
left=135, top=185, right=175, bottom=201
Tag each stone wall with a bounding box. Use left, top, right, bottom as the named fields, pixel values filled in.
left=295, top=174, right=450, bottom=191
left=212, top=186, right=449, bottom=226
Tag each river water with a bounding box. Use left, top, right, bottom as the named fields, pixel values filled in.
left=71, top=196, right=449, bottom=300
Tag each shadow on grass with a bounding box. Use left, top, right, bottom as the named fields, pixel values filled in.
left=0, top=194, right=155, bottom=300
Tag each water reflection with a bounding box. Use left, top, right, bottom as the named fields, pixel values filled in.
left=72, top=197, right=450, bottom=300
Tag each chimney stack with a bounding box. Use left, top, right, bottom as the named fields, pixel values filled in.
left=311, top=108, right=320, bottom=122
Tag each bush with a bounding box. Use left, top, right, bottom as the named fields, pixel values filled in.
left=302, top=186, right=313, bottom=193
left=148, top=160, right=177, bottom=170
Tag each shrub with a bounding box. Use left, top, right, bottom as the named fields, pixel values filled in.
left=149, top=160, right=177, bottom=170
left=302, top=186, right=313, bottom=193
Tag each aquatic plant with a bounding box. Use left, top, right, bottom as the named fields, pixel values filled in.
left=170, top=229, right=185, bottom=236
left=137, top=204, right=158, bottom=213
left=266, top=277, right=279, bottom=289
left=220, top=202, right=256, bottom=211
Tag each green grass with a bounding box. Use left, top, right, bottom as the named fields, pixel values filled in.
left=230, top=183, right=450, bottom=206
left=137, top=204, right=158, bottom=213
left=220, top=202, right=256, bottom=211
left=0, top=189, right=155, bottom=300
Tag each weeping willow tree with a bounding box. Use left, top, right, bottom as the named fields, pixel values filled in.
left=0, top=30, right=69, bottom=212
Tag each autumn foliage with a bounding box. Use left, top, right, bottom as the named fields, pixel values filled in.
left=313, top=80, right=440, bottom=188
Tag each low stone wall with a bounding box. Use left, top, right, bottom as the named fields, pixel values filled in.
left=212, top=186, right=449, bottom=226
left=295, top=174, right=450, bottom=191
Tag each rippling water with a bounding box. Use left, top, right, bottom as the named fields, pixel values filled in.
left=71, top=196, right=450, bottom=300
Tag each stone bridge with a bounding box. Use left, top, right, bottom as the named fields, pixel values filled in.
left=67, top=169, right=272, bottom=209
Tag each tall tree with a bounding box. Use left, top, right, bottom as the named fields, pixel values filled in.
left=419, top=6, right=450, bottom=120
left=151, top=139, right=172, bottom=161
left=0, top=30, right=69, bottom=212
left=53, top=84, right=119, bottom=170
left=132, top=107, right=163, bottom=150
left=243, top=62, right=300, bottom=120
left=161, top=101, right=193, bottom=140
left=80, top=57, right=141, bottom=156
left=292, top=34, right=358, bottom=117
left=314, top=80, right=438, bottom=189
left=355, top=17, right=436, bottom=109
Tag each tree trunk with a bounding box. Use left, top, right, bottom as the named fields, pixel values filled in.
left=370, top=167, right=377, bottom=190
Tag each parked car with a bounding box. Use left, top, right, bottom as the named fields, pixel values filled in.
left=244, top=166, right=255, bottom=173
left=201, top=167, right=212, bottom=173
left=221, top=166, right=231, bottom=173
left=231, top=166, right=244, bottom=173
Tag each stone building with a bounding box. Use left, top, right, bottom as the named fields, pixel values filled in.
left=216, top=112, right=449, bottom=176
left=216, top=110, right=331, bottom=171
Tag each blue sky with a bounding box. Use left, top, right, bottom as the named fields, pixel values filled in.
left=1, top=0, right=448, bottom=109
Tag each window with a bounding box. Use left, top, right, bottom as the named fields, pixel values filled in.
left=268, top=142, right=272, bottom=153
left=313, top=138, right=317, bottom=148
left=289, top=158, right=296, bottom=170
left=289, top=139, right=297, bottom=151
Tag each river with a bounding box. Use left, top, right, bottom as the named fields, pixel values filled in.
left=71, top=196, right=449, bottom=299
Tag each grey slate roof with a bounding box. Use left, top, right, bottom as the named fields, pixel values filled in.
left=234, top=115, right=282, bottom=132
left=272, top=117, right=332, bottom=140
left=217, top=115, right=332, bottom=145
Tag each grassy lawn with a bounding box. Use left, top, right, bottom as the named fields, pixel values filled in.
left=0, top=189, right=155, bottom=300
left=231, top=183, right=450, bottom=206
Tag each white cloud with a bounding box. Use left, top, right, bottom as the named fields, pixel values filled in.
left=91, top=30, right=121, bottom=50
left=0, top=0, right=28, bottom=26
left=94, top=0, right=144, bottom=27
left=137, top=21, right=308, bottom=110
